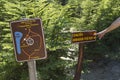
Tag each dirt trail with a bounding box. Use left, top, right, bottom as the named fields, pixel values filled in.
left=81, top=59, right=120, bottom=80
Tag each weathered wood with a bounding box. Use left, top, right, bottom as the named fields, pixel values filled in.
left=28, top=60, right=37, bottom=80
left=74, top=43, right=84, bottom=80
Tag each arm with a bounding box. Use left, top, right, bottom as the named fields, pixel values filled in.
left=97, top=17, right=120, bottom=39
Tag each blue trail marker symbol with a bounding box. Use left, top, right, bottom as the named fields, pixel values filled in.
left=14, top=32, right=23, bottom=54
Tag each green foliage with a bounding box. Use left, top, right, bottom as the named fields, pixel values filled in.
left=1, top=0, right=120, bottom=80
left=37, top=49, right=75, bottom=80
left=84, top=0, right=120, bottom=60
left=0, top=0, right=75, bottom=80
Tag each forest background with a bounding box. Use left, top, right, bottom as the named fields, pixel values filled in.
left=0, top=0, right=120, bottom=80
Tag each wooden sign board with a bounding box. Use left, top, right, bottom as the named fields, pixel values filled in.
left=10, top=18, right=47, bottom=62
left=72, top=30, right=96, bottom=43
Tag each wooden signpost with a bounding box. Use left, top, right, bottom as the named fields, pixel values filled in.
left=71, top=30, right=96, bottom=80
left=10, top=18, right=47, bottom=80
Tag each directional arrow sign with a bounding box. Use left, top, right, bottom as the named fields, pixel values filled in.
left=72, top=30, right=96, bottom=43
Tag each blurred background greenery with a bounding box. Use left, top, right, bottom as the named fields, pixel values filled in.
left=0, top=0, right=120, bottom=80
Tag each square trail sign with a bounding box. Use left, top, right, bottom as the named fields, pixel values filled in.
left=71, top=30, right=96, bottom=43
left=10, top=18, right=47, bottom=62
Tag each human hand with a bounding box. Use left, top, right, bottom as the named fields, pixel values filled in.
left=96, top=31, right=106, bottom=39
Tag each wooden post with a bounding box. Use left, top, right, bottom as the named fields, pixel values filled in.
left=28, top=60, right=37, bottom=80
left=22, top=18, right=37, bottom=80
left=74, top=43, right=84, bottom=80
